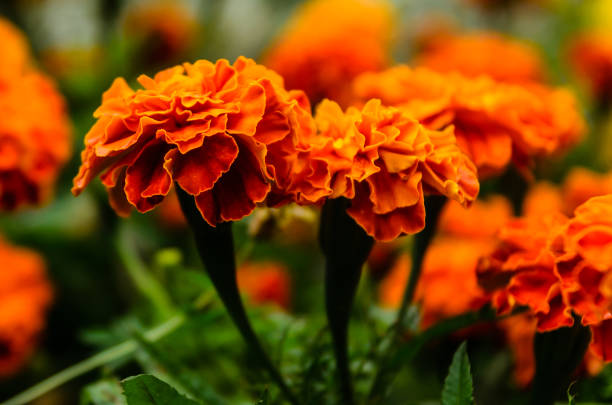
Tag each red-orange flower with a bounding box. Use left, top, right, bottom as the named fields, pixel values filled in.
left=0, top=237, right=52, bottom=376
left=417, top=32, right=545, bottom=83
left=568, top=31, right=612, bottom=103
left=237, top=261, right=291, bottom=309
left=72, top=57, right=319, bottom=225
left=310, top=99, right=479, bottom=241
left=0, top=18, right=30, bottom=79
left=352, top=66, right=585, bottom=177
left=263, top=0, right=393, bottom=105
left=477, top=212, right=574, bottom=330
left=0, top=71, right=72, bottom=210
left=478, top=194, right=612, bottom=362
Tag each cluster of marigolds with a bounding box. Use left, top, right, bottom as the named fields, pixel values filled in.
left=3, top=0, right=612, bottom=390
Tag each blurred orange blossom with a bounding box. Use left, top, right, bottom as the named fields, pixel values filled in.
left=0, top=237, right=52, bottom=376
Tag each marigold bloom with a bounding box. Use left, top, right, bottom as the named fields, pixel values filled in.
left=0, top=18, right=30, bottom=79
left=352, top=66, right=585, bottom=177
left=479, top=195, right=612, bottom=362
left=72, top=57, right=319, bottom=225
left=0, top=238, right=52, bottom=376
left=263, top=0, right=393, bottom=105
left=417, top=32, right=545, bottom=83
left=568, top=31, right=612, bottom=103
left=0, top=71, right=72, bottom=210
left=311, top=99, right=479, bottom=241
left=237, top=261, right=291, bottom=309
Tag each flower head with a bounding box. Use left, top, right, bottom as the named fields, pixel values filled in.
left=237, top=261, right=291, bottom=309
left=0, top=237, right=52, bottom=376
left=0, top=18, right=30, bottom=80
left=0, top=71, right=72, bottom=210
left=263, top=0, right=393, bottom=105
left=352, top=66, right=585, bottom=177
left=478, top=194, right=612, bottom=362
left=72, top=57, right=318, bottom=225
left=311, top=99, right=479, bottom=241
left=417, top=32, right=545, bottom=83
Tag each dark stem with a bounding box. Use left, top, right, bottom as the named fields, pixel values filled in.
left=319, top=198, right=375, bottom=405
left=176, top=187, right=299, bottom=405
left=529, top=318, right=591, bottom=405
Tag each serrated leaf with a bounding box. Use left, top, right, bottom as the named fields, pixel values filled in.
left=441, top=342, right=474, bottom=405
left=121, top=374, right=200, bottom=405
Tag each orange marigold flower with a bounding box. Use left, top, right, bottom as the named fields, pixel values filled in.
left=263, top=0, right=393, bottom=105
left=0, top=18, right=31, bottom=79
left=0, top=237, right=52, bottom=376
left=477, top=212, right=574, bottom=331
left=311, top=99, right=479, bottom=241
left=479, top=195, right=612, bottom=362
left=72, top=57, right=319, bottom=225
left=352, top=66, right=585, bottom=177
left=237, top=261, right=291, bottom=309
left=568, top=31, right=612, bottom=103
left=0, top=71, right=72, bottom=210
left=417, top=32, right=545, bottom=83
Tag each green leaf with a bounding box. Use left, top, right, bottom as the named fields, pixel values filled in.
left=81, top=379, right=127, bottom=405
left=441, top=342, right=474, bottom=405
left=121, top=374, right=200, bottom=405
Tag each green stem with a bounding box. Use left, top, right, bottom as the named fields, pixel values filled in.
left=175, top=187, right=300, bottom=405
left=529, top=319, right=591, bottom=405
left=394, top=196, right=446, bottom=333
left=115, top=222, right=175, bottom=320
left=1, top=314, right=185, bottom=405
left=319, top=198, right=375, bottom=405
